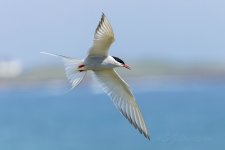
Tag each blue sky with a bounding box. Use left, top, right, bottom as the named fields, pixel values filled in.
left=0, top=0, right=225, bottom=67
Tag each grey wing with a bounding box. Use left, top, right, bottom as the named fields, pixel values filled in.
left=88, top=13, right=115, bottom=56
left=94, top=69, right=150, bottom=140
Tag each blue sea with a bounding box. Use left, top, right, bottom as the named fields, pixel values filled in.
left=0, top=84, right=225, bottom=150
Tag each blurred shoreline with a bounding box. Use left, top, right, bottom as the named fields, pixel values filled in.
left=1, top=60, right=225, bottom=89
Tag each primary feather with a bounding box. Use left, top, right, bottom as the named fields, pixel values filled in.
left=88, top=13, right=115, bottom=56
left=94, top=69, right=150, bottom=140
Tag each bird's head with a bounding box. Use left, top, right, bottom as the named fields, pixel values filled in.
left=112, top=56, right=131, bottom=70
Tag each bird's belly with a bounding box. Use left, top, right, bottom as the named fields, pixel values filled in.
left=86, top=63, right=115, bottom=70
left=84, top=56, right=116, bottom=71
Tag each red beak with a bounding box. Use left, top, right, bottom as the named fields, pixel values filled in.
left=123, top=64, right=131, bottom=70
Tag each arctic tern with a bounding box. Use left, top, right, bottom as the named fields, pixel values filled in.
left=41, top=13, right=150, bottom=140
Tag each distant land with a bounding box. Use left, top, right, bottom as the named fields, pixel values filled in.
left=1, top=59, right=225, bottom=89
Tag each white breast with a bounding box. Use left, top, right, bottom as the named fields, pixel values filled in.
left=84, top=56, right=120, bottom=71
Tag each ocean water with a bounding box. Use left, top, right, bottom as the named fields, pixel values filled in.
left=0, top=85, right=225, bottom=150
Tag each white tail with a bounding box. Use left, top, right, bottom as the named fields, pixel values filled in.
left=40, top=52, right=86, bottom=89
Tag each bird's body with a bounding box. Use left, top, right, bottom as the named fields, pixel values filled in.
left=82, top=56, right=121, bottom=71
left=41, top=13, right=150, bottom=140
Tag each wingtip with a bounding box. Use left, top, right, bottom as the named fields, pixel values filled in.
left=101, top=12, right=105, bottom=17
left=95, top=13, right=106, bottom=35
left=142, top=131, right=150, bottom=141
left=146, top=135, right=150, bottom=141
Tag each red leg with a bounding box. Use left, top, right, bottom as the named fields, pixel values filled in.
left=78, top=64, right=85, bottom=68
left=78, top=64, right=85, bottom=72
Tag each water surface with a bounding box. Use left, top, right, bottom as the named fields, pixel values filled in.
left=0, top=85, right=224, bottom=150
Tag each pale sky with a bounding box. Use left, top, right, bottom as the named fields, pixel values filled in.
left=0, top=0, right=225, bottom=67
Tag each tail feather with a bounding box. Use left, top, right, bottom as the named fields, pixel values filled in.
left=40, top=52, right=86, bottom=89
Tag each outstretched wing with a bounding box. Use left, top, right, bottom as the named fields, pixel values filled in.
left=94, top=69, right=150, bottom=140
left=88, top=13, right=115, bottom=56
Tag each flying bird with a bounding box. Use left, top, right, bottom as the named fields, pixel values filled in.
left=41, top=13, right=150, bottom=140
